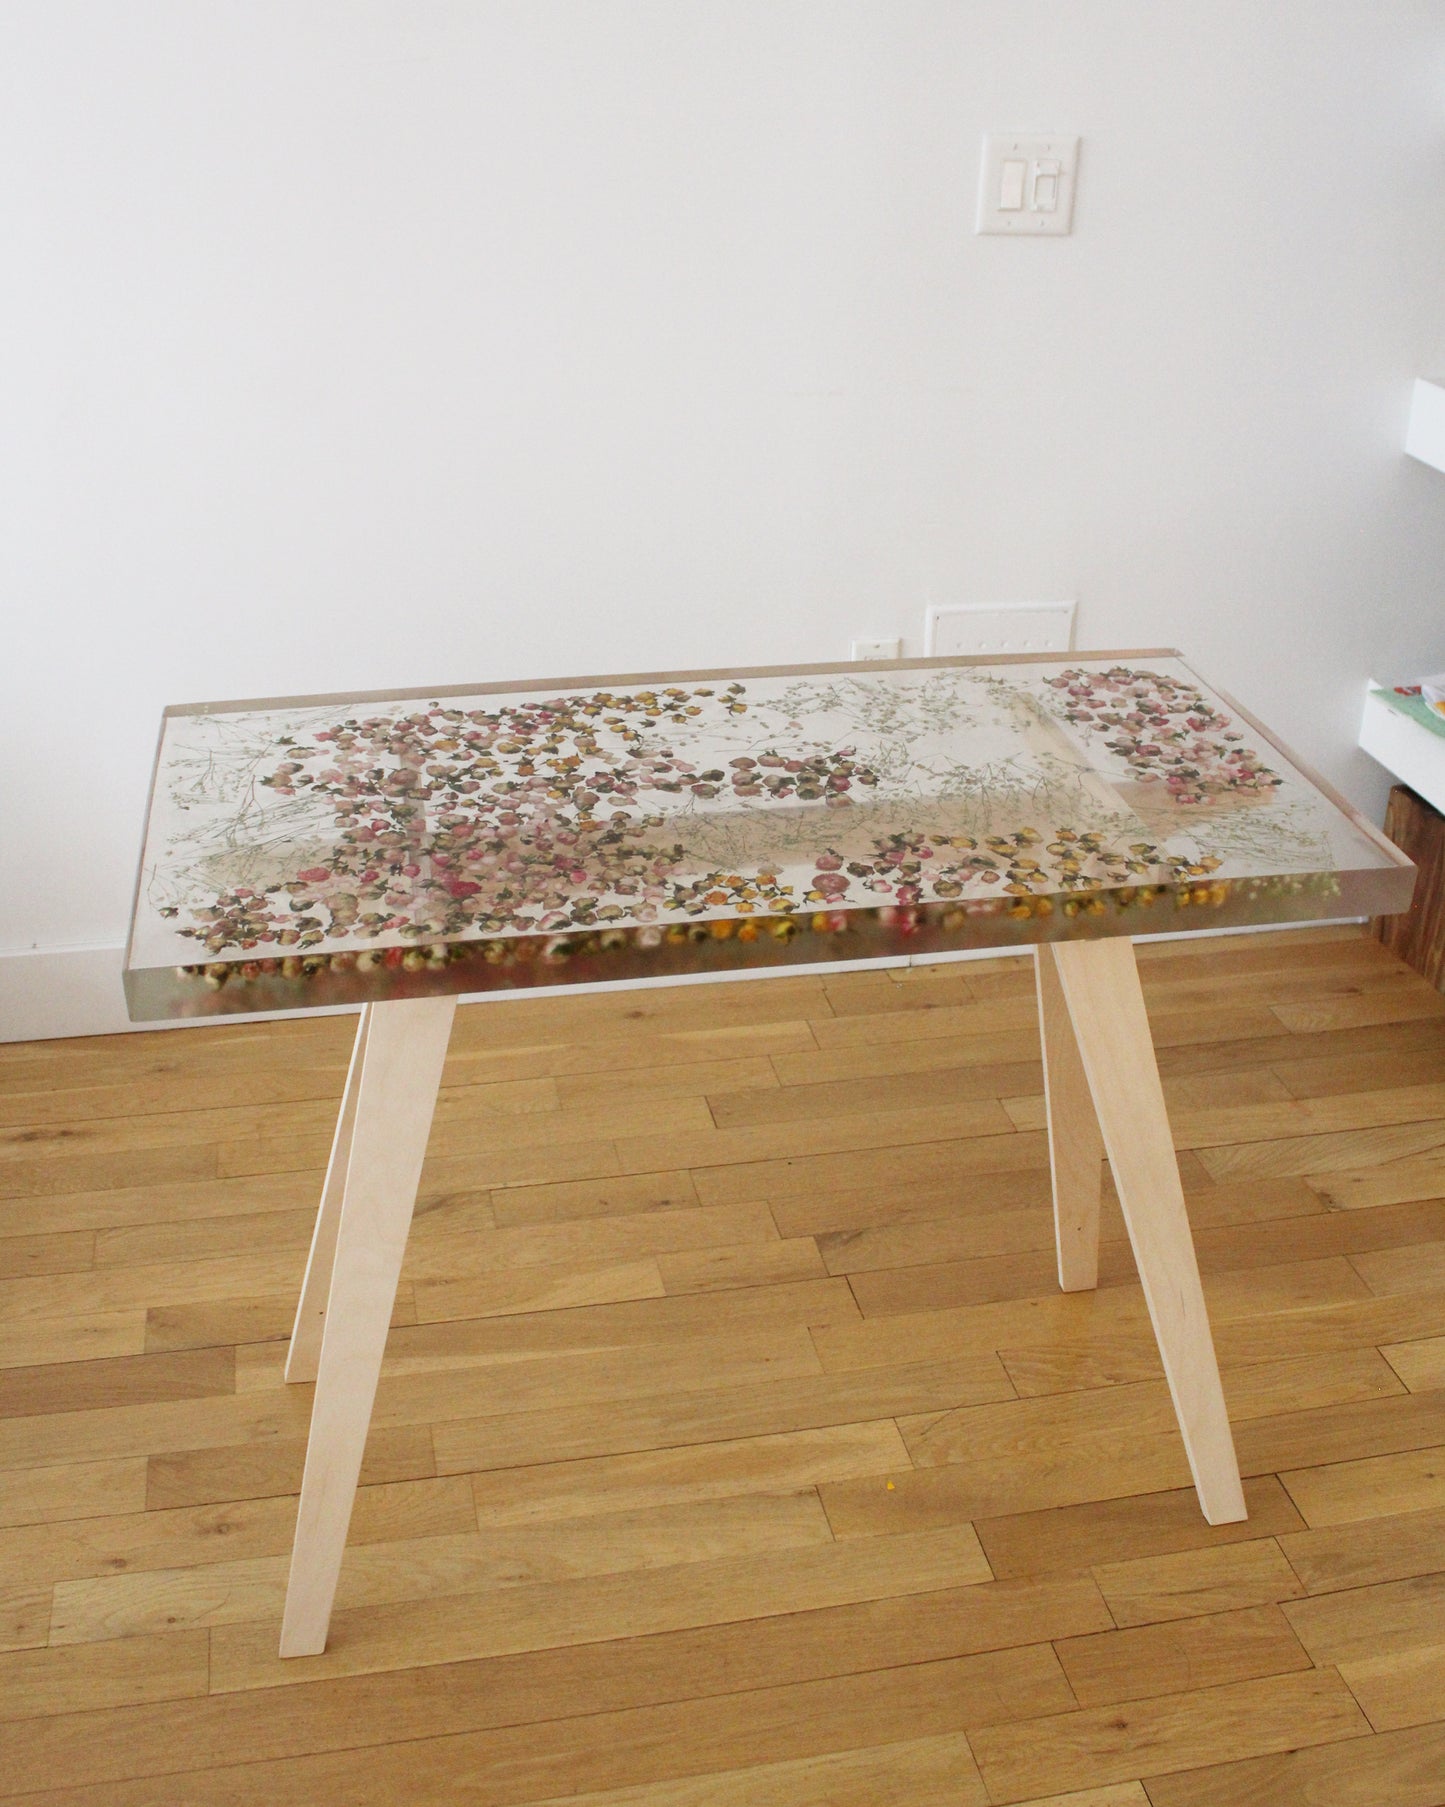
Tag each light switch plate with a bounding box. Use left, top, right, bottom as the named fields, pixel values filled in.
left=925, top=602, right=1076, bottom=657
left=976, top=135, right=1079, bottom=236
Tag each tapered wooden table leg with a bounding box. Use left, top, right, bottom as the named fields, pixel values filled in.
left=279, top=993, right=456, bottom=1657
left=1036, top=945, right=1104, bottom=1292
left=1051, top=936, right=1247, bottom=1526
left=285, top=1004, right=372, bottom=1385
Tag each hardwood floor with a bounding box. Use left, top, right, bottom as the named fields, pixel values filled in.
left=1, top=925, right=1443, bottom=1803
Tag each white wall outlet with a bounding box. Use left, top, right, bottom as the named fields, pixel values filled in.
left=925, top=602, right=1076, bottom=658
left=976, top=135, right=1079, bottom=236
left=850, top=637, right=902, bottom=661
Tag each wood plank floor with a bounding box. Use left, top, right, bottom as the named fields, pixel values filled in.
left=1, top=925, right=1444, bottom=1804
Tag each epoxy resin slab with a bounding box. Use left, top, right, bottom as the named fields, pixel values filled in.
left=125, top=653, right=1413, bottom=1018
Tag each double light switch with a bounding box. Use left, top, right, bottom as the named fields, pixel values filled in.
left=976, top=135, right=1079, bottom=235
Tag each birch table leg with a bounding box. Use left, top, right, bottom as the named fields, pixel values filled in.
left=1051, top=936, right=1247, bottom=1527
left=284, top=1004, right=372, bottom=1386
left=279, top=992, right=456, bottom=1658
left=1036, top=945, right=1104, bottom=1292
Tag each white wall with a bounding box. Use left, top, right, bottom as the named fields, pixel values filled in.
left=5, top=1, right=1445, bottom=1033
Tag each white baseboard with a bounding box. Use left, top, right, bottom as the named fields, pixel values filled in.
left=1, top=946, right=131, bottom=1042
left=0, top=918, right=1369, bottom=1045
left=0, top=945, right=362, bottom=1043
left=0, top=944, right=914, bottom=1042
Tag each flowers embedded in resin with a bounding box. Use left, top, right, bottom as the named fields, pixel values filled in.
left=125, top=655, right=1399, bottom=1014
left=178, top=875, right=1284, bottom=994
left=163, top=672, right=1262, bottom=962
left=1043, top=666, right=1283, bottom=804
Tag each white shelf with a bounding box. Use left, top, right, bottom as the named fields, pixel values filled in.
left=1360, top=682, right=1445, bottom=815
left=1405, top=377, right=1445, bottom=473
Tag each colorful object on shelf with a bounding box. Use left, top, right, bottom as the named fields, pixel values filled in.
left=1378, top=684, right=1445, bottom=742
left=125, top=653, right=1414, bottom=1018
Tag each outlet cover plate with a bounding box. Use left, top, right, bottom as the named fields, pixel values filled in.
left=925, top=602, right=1076, bottom=658
left=850, top=637, right=902, bottom=661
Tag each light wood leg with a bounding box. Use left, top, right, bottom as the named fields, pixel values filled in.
left=1035, top=945, right=1104, bottom=1292
left=279, top=993, right=456, bottom=1657
left=1051, top=936, right=1247, bottom=1526
left=285, top=1004, right=372, bottom=1385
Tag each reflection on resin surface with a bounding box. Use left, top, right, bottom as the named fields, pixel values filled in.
left=125, top=657, right=1410, bottom=1017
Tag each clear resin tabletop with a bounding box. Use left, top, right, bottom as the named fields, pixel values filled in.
left=124, top=651, right=1414, bottom=1020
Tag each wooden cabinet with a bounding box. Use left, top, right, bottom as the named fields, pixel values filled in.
left=1374, top=784, right=1445, bottom=989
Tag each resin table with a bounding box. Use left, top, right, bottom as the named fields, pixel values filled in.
left=125, top=651, right=1414, bottom=1657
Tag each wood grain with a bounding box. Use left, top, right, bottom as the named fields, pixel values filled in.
left=2, top=927, right=1443, bottom=1799
left=506, top=1730, right=989, bottom=1806
left=0, top=1632, right=209, bottom=1721
left=1035, top=944, right=1104, bottom=1291
left=1339, top=1643, right=1445, bottom=1733
left=210, top=1523, right=995, bottom=1693
left=1284, top=1572, right=1445, bottom=1665
left=1138, top=1722, right=1445, bottom=1806
left=1055, top=1603, right=1312, bottom=1706
left=1381, top=1335, right=1445, bottom=1391
left=968, top=1667, right=1368, bottom=1801
left=0, top=1348, right=235, bottom=1420
left=1281, top=1503, right=1445, bottom=1595
left=1279, top=1444, right=1445, bottom=1527
left=0, top=1576, right=1106, bottom=1798
left=1090, top=1537, right=1305, bottom=1627
left=1375, top=782, right=1445, bottom=989
left=973, top=1476, right=1305, bottom=1579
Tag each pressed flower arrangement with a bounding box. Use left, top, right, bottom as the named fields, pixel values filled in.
left=123, top=658, right=1404, bottom=1016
